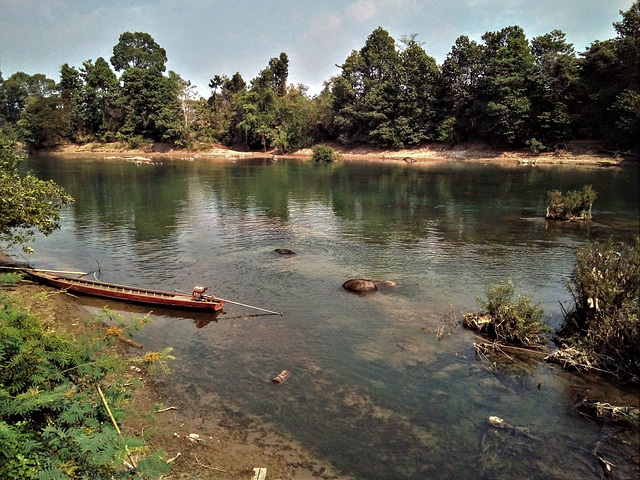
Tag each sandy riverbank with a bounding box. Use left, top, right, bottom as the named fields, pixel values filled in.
left=0, top=251, right=342, bottom=480
left=46, top=140, right=636, bottom=167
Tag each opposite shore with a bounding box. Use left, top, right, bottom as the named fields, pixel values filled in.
left=43, top=140, right=638, bottom=167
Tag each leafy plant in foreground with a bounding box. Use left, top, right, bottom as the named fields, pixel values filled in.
left=0, top=135, right=73, bottom=253
left=0, top=273, right=22, bottom=286
left=0, top=298, right=171, bottom=479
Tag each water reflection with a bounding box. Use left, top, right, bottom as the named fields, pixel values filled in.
left=19, top=156, right=640, bottom=479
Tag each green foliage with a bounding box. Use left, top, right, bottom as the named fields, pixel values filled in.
left=17, top=95, right=71, bottom=149
left=529, top=30, right=578, bottom=145
left=311, top=144, right=342, bottom=163
left=0, top=273, right=22, bottom=286
left=559, top=238, right=640, bottom=379
left=110, top=32, right=167, bottom=72
left=331, top=28, right=440, bottom=149
left=477, top=279, right=551, bottom=344
left=1, top=3, right=638, bottom=152
left=0, top=300, right=170, bottom=479
left=0, top=72, right=56, bottom=123
left=546, top=185, right=597, bottom=220
left=525, top=138, right=546, bottom=154
left=73, top=57, right=121, bottom=140
left=0, top=136, right=74, bottom=252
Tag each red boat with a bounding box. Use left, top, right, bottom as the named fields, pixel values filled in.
left=25, top=270, right=225, bottom=312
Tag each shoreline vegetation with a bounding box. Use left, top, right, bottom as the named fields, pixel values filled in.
left=2, top=3, right=637, bottom=167
left=44, top=139, right=636, bottom=167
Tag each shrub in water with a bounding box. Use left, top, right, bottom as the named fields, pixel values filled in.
left=476, top=279, right=551, bottom=345
left=546, top=185, right=597, bottom=220
left=558, top=237, right=640, bottom=379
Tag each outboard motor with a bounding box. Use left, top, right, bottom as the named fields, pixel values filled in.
left=192, top=285, right=208, bottom=300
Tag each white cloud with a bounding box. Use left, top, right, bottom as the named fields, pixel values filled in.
left=347, top=0, right=379, bottom=23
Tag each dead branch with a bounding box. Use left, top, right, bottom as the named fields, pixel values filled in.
left=154, top=406, right=177, bottom=414
left=193, top=454, right=227, bottom=472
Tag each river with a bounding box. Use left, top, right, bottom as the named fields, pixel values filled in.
left=12, top=155, right=640, bottom=479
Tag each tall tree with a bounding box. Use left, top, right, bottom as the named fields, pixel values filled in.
left=58, top=64, right=82, bottom=103
left=576, top=40, right=623, bottom=141
left=208, top=74, right=224, bottom=110
left=476, top=26, right=537, bottom=146
left=268, top=52, right=289, bottom=96
left=119, top=67, right=184, bottom=142
left=332, top=27, right=403, bottom=146
left=610, top=0, right=640, bottom=148
left=77, top=57, right=121, bottom=137
left=438, top=36, right=483, bottom=142
left=17, top=95, right=70, bottom=149
left=0, top=72, right=56, bottom=122
left=530, top=30, right=578, bottom=145
left=397, top=38, right=440, bottom=145
left=110, top=32, right=168, bottom=72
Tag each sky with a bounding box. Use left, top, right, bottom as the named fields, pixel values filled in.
left=0, top=0, right=635, bottom=97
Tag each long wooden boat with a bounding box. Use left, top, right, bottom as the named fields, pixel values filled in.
left=25, top=270, right=225, bottom=312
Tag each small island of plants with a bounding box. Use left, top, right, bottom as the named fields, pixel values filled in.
left=464, top=237, right=640, bottom=382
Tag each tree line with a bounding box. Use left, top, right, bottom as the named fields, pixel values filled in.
left=0, top=2, right=637, bottom=154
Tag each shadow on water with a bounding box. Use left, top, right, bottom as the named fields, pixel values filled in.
left=18, top=156, right=640, bottom=479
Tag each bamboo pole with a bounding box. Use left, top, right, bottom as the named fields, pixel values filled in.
left=97, top=384, right=137, bottom=468
left=211, top=296, right=282, bottom=316
left=97, top=384, right=121, bottom=435
left=1, top=266, right=89, bottom=276
left=175, top=289, right=282, bottom=316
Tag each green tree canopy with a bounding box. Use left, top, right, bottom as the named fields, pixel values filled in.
left=0, top=135, right=73, bottom=252
left=110, top=32, right=167, bottom=72
left=529, top=30, right=578, bottom=144
left=476, top=25, right=537, bottom=146
left=0, top=72, right=56, bottom=123
left=439, top=35, right=483, bottom=141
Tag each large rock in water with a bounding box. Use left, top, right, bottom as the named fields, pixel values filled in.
left=342, top=278, right=378, bottom=293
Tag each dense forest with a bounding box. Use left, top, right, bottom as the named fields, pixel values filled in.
left=0, top=2, right=638, bottom=154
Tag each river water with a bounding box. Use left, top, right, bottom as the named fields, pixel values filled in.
left=13, top=155, right=640, bottom=479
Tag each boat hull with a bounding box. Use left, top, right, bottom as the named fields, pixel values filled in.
left=26, top=271, right=225, bottom=312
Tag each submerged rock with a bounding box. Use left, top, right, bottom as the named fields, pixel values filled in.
left=274, top=248, right=296, bottom=255
left=342, top=278, right=398, bottom=293
left=342, top=278, right=378, bottom=293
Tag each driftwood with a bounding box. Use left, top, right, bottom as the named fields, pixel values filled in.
left=544, top=347, right=616, bottom=376
left=117, top=336, right=143, bottom=349
left=463, top=313, right=493, bottom=334
left=487, top=416, right=541, bottom=441
left=474, top=340, right=549, bottom=357
left=545, top=205, right=589, bottom=221
left=574, top=394, right=640, bottom=426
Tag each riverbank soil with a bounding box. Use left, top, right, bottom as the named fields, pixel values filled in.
left=47, top=140, right=636, bottom=166
left=0, top=255, right=341, bottom=479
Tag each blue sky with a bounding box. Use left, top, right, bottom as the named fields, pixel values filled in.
left=0, top=0, right=634, bottom=97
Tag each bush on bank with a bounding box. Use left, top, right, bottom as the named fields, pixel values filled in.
left=0, top=283, right=171, bottom=479
left=311, top=144, right=342, bottom=163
